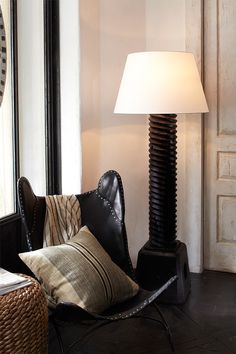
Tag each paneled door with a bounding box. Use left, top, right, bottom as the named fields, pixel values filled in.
left=204, top=0, right=236, bottom=272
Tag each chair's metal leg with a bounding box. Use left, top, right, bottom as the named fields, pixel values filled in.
left=153, top=302, right=175, bottom=354
left=51, top=315, right=65, bottom=354
left=66, top=319, right=111, bottom=354
left=51, top=317, right=111, bottom=354
left=51, top=305, right=175, bottom=354
left=132, top=313, right=175, bottom=354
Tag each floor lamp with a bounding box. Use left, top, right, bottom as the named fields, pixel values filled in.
left=114, top=52, right=208, bottom=303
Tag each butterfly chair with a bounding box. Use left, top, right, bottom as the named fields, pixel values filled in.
left=17, top=170, right=177, bottom=354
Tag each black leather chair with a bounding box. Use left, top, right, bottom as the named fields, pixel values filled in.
left=17, top=170, right=176, bottom=353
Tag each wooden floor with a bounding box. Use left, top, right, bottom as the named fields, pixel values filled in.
left=49, top=271, right=236, bottom=354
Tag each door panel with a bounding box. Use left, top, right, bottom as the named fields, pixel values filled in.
left=204, top=0, right=236, bottom=272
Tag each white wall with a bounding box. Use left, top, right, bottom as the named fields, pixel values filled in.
left=80, top=0, right=196, bottom=268
left=80, top=0, right=147, bottom=263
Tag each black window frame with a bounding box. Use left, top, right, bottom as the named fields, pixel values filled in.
left=44, top=0, right=62, bottom=195
left=0, top=0, right=62, bottom=220
left=0, top=0, right=62, bottom=271
left=0, top=0, right=22, bottom=272
left=0, top=0, right=19, bottom=224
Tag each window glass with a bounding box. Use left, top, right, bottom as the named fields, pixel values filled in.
left=18, top=0, right=46, bottom=195
left=60, top=0, right=81, bottom=194
left=0, top=1, right=15, bottom=218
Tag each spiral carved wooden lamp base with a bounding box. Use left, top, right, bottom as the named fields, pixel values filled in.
left=149, top=114, right=178, bottom=249
left=136, top=114, right=191, bottom=304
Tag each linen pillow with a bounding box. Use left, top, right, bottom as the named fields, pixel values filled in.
left=19, top=225, right=139, bottom=314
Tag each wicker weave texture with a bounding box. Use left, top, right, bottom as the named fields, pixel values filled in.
left=0, top=275, right=48, bottom=354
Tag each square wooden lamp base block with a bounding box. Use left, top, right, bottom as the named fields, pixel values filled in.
left=136, top=241, right=191, bottom=304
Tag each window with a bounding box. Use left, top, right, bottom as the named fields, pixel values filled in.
left=0, top=0, right=18, bottom=218
left=0, top=0, right=81, bottom=217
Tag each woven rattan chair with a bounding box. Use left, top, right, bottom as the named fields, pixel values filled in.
left=17, top=170, right=177, bottom=353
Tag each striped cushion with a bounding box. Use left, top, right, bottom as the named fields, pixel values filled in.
left=19, top=226, right=139, bottom=314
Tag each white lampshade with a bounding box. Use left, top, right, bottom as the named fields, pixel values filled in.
left=114, top=51, right=208, bottom=114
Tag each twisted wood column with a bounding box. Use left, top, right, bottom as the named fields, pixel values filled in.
left=137, top=114, right=191, bottom=302
left=148, top=114, right=178, bottom=250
